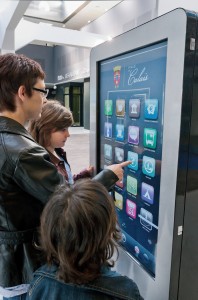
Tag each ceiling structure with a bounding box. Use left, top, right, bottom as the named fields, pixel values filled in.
left=0, top=0, right=122, bottom=50
left=24, top=1, right=122, bottom=31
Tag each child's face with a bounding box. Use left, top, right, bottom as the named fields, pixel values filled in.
left=50, top=128, right=70, bottom=149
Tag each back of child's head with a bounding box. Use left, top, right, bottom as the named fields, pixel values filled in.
left=29, top=99, right=73, bottom=147
left=40, top=179, right=121, bottom=284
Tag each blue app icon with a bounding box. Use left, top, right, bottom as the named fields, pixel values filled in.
left=142, top=156, right=155, bottom=177
left=127, top=151, right=138, bottom=171
left=115, top=124, right=124, bottom=141
left=104, top=122, right=112, bottom=138
left=104, top=144, right=112, bottom=160
left=144, top=99, right=158, bottom=120
left=141, top=182, right=154, bottom=204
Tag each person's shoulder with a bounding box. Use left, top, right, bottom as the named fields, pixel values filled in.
left=34, top=264, right=58, bottom=278
left=91, top=270, right=143, bottom=300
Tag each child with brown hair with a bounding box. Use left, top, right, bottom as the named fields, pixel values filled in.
left=29, top=100, right=93, bottom=183
left=27, top=179, right=143, bottom=300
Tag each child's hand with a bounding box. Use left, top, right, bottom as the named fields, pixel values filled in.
left=87, top=165, right=94, bottom=176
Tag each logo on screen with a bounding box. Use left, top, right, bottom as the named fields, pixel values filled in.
left=115, top=147, right=124, bottom=163
left=145, top=99, right=158, bottom=120
left=127, top=151, right=138, bottom=171
left=126, top=176, right=137, bottom=195
left=143, top=128, right=157, bottom=149
left=114, top=191, right=123, bottom=210
left=142, top=156, right=155, bottom=177
left=126, top=199, right=137, bottom=219
left=139, top=208, right=153, bottom=231
left=129, top=99, right=141, bottom=118
left=104, top=122, right=112, bottom=138
left=116, top=99, right=125, bottom=116
left=141, top=182, right=154, bottom=204
left=128, top=126, right=139, bottom=145
left=113, top=66, right=121, bottom=88
left=104, top=100, right=113, bottom=116
left=115, top=124, right=124, bottom=141
left=104, top=144, right=112, bottom=160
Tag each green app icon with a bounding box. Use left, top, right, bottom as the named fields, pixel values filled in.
left=143, top=128, right=157, bottom=149
left=105, top=100, right=113, bottom=116
left=127, top=176, right=137, bottom=195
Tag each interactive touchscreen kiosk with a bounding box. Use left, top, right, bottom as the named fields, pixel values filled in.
left=100, top=41, right=167, bottom=277
left=90, top=8, right=198, bottom=300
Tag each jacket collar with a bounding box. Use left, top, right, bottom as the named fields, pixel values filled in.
left=0, top=116, right=35, bottom=142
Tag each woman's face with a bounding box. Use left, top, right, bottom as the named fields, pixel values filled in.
left=49, top=128, right=70, bottom=149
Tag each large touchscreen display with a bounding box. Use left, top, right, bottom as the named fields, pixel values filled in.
left=99, top=40, right=167, bottom=277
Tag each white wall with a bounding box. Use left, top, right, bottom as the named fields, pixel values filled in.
left=158, top=0, right=198, bottom=16
left=82, top=0, right=157, bottom=37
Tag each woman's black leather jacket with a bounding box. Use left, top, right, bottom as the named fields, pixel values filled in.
left=0, top=116, right=118, bottom=287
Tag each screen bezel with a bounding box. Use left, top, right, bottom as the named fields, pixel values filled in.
left=98, top=40, right=168, bottom=277
left=90, top=8, right=188, bottom=300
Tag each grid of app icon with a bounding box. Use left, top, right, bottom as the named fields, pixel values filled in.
left=126, top=199, right=137, bottom=219
left=103, top=96, right=159, bottom=233
left=104, top=99, right=113, bottom=116
left=114, top=191, right=123, bottom=210
left=140, top=208, right=153, bottom=231
left=128, top=126, right=139, bottom=145
left=104, top=122, right=112, bottom=138
left=129, top=99, right=141, bottom=118
left=115, top=124, right=125, bottom=141
left=127, top=151, right=138, bottom=171
left=116, top=99, right=125, bottom=116
left=141, top=182, right=154, bottom=204
left=127, top=175, right=137, bottom=195
left=104, top=144, right=112, bottom=160
left=144, top=99, right=158, bottom=120
left=143, top=128, right=157, bottom=149
left=115, top=147, right=124, bottom=163
left=142, top=156, right=155, bottom=178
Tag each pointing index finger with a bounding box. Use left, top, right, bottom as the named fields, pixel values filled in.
left=120, top=160, right=132, bottom=168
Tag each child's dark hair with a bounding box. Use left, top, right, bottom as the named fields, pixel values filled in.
left=40, top=179, right=121, bottom=284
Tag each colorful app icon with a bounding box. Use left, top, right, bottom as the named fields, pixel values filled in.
left=104, top=122, right=112, bottom=138
left=116, top=124, right=124, bottom=141
left=104, top=100, right=113, bottom=116
left=126, top=199, right=137, bottom=219
left=128, top=126, right=139, bottom=145
left=114, top=191, right=123, bottom=210
left=141, top=182, right=154, bottom=204
left=143, top=128, right=157, bottom=149
left=127, top=151, right=138, bottom=171
left=144, top=99, right=158, bottom=120
left=142, top=156, right=155, bottom=177
left=129, top=99, right=141, bottom=118
left=115, top=147, right=124, bottom=163
left=104, top=144, right=112, bottom=160
left=140, top=208, right=153, bottom=231
left=116, top=99, right=125, bottom=116
left=126, top=176, right=137, bottom=195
